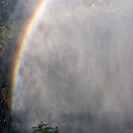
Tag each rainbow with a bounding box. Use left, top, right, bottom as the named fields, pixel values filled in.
left=10, top=0, right=48, bottom=117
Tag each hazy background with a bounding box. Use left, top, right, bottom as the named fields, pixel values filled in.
left=9, top=0, right=133, bottom=133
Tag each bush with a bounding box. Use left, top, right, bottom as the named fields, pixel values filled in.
left=32, top=122, right=61, bottom=133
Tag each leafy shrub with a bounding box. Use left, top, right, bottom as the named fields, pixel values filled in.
left=32, top=122, right=61, bottom=133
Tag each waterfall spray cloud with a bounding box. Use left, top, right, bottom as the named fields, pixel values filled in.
left=10, top=0, right=133, bottom=133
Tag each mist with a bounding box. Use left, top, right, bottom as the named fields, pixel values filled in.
left=10, top=0, right=133, bottom=133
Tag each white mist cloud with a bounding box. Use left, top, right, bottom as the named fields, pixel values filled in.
left=11, top=1, right=133, bottom=133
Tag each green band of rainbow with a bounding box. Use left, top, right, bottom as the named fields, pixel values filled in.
left=10, top=0, right=48, bottom=118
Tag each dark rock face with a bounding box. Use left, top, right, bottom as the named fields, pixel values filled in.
left=0, top=39, right=17, bottom=133
left=0, top=73, right=12, bottom=133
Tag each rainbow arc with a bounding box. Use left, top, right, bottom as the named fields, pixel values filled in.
left=10, top=0, right=48, bottom=117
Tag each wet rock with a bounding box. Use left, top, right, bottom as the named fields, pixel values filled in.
left=0, top=74, right=12, bottom=133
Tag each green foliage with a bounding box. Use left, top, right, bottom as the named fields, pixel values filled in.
left=0, top=22, right=11, bottom=49
left=0, top=0, right=14, bottom=49
left=32, top=122, right=61, bottom=133
left=0, top=0, right=18, bottom=49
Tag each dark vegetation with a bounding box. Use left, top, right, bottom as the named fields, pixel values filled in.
left=0, top=0, right=133, bottom=133
left=32, top=122, right=60, bottom=133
